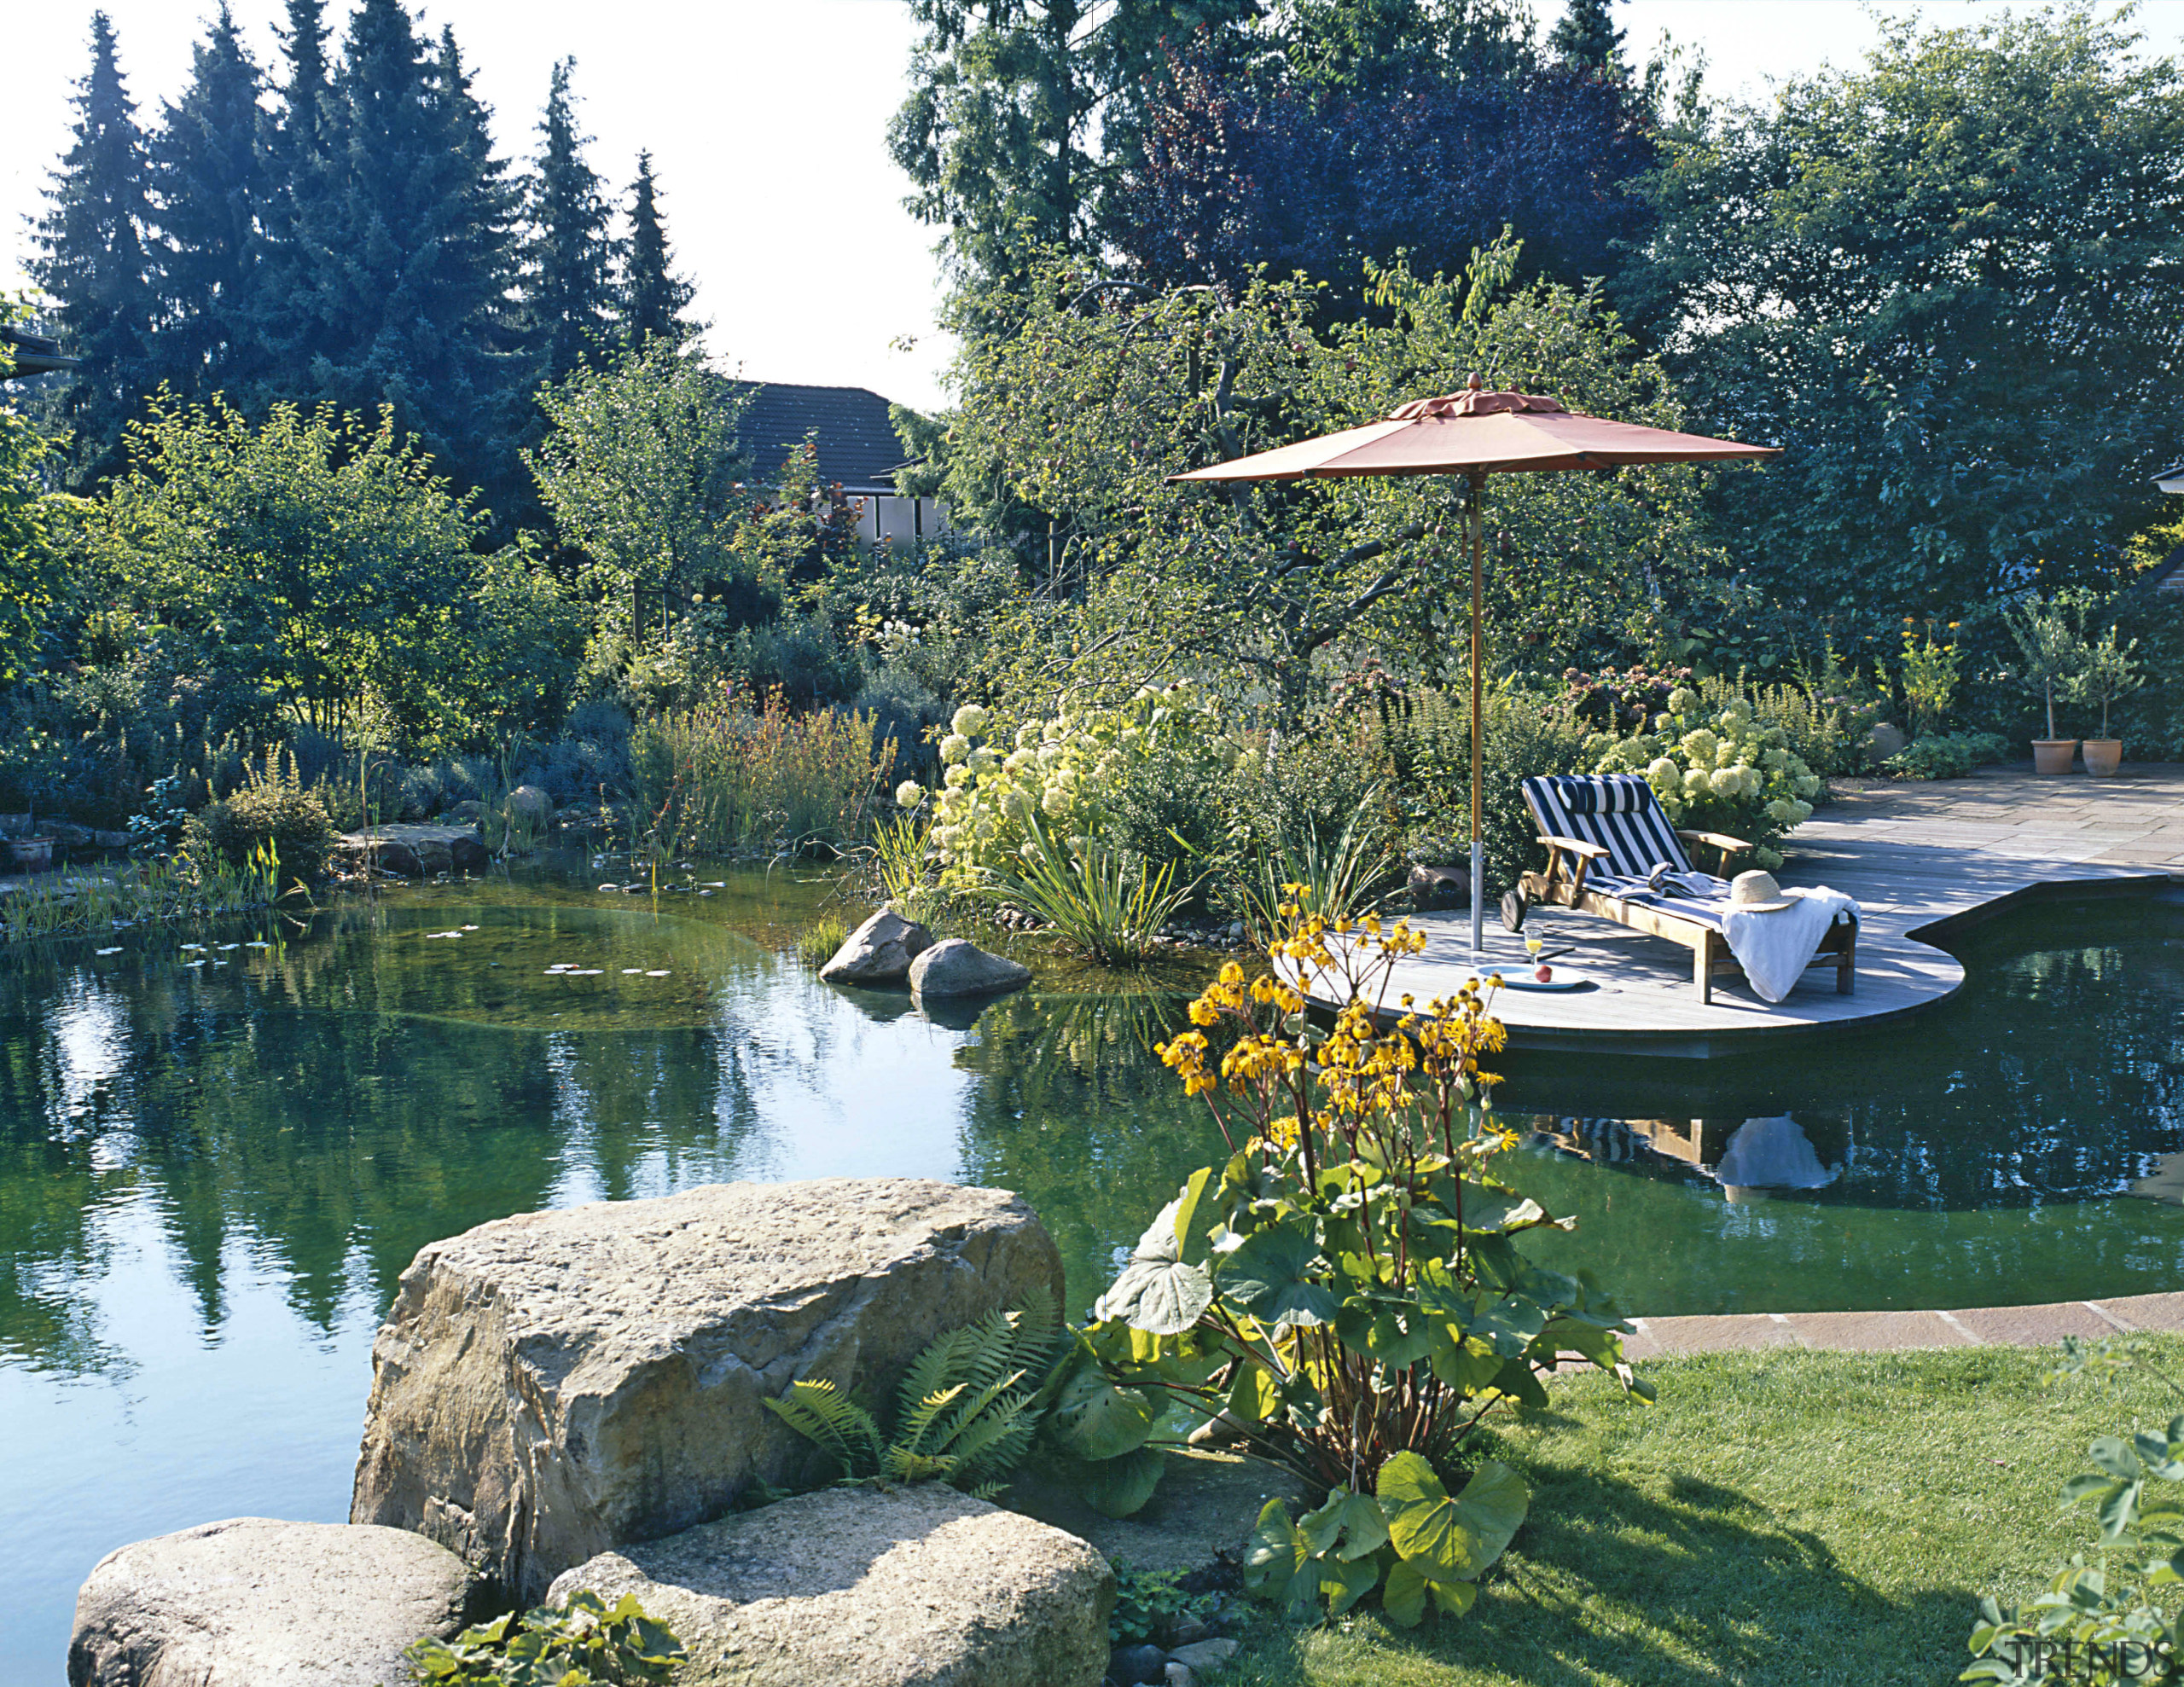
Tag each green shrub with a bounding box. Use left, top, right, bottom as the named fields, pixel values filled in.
left=1043, top=910, right=1647, bottom=1624
left=1885, top=731, right=2010, bottom=781
left=181, top=746, right=340, bottom=888
left=764, top=1301, right=1061, bottom=1499
left=1588, top=687, right=1823, bottom=871
left=405, top=1590, right=682, bottom=1685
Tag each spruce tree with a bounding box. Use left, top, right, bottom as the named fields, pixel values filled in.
left=32, top=11, right=160, bottom=485
left=621, top=151, right=695, bottom=345
left=311, top=0, right=523, bottom=502
left=522, top=59, right=617, bottom=382
left=255, top=0, right=339, bottom=377
left=1548, top=0, right=1627, bottom=77
left=149, top=4, right=269, bottom=401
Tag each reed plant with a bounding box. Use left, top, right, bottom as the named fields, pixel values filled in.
left=630, top=689, right=895, bottom=857
left=795, top=913, right=851, bottom=969
left=1231, top=791, right=1397, bottom=950
left=0, top=839, right=283, bottom=945
left=985, top=817, right=1191, bottom=965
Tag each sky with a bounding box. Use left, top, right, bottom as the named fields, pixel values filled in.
left=6, top=1, right=2183, bottom=415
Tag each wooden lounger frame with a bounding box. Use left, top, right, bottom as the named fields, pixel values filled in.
left=1518, top=828, right=1856, bottom=1006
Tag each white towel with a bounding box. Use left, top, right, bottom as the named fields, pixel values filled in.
left=1718, top=886, right=1858, bottom=1003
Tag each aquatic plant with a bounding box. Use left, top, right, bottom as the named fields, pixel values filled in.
left=1042, top=899, right=1648, bottom=1624
left=630, top=687, right=894, bottom=855
left=1229, top=787, right=1396, bottom=950
left=0, top=840, right=283, bottom=946
left=979, top=816, right=1190, bottom=965
left=795, top=913, right=849, bottom=969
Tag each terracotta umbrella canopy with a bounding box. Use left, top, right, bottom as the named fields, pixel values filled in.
left=1171, top=377, right=1779, bottom=955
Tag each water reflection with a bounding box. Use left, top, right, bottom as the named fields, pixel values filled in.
left=1531, top=1112, right=1845, bottom=1202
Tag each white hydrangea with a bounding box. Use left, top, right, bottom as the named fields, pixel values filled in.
left=1668, top=687, right=1699, bottom=713
left=1683, top=768, right=1714, bottom=797
left=1680, top=728, right=1720, bottom=766
left=1041, top=786, right=1071, bottom=817
left=951, top=704, right=990, bottom=737
left=1037, top=742, right=1065, bottom=767
left=1002, top=789, right=1032, bottom=820
left=940, top=733, right=970, bottom=765
left=1645, top=757, right=1681, bottom=787
left=1722, top=697, right=1754, bottom=723
left=894, top=780, right=924, bottom=809
left=1004, top=748, right=1037, bottom=774
left=968, top=748, right=1000, bottom=775
left=944, top=764, right=971, bottom=789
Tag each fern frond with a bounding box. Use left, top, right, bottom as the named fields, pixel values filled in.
left=944, top=1393, right=1042, bottom=1487
left=896, top=1328, right=975, bottom=1426
left=884, top=1446, right=958, bottom=1484
left=897, top=1382, right=971, bottom=1456
left=763, top=1380, right=883, bottom=1478
left=927, top=1369, right=1029, bottom=1458
left=967, top=1480, right=1007, bottom=1503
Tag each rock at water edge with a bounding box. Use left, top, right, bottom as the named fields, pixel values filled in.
left=908, top=937, right=1031, bottom=1000
left=351, top=1178, right=1063, bottom=1601
left=547, top=1483, right=1112, bottom=1687
left=68, top=1517, right=479, bottom=1687
left=818, top=908, right=933, bottom=986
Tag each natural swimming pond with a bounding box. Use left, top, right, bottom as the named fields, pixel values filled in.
left=2, top=863, right=2179, bottom=1678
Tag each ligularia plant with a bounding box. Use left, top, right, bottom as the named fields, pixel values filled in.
left=1586, top=689, right=1819, bottom=870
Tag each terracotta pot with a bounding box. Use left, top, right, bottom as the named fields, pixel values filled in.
left=2082, top=738, right=2123, bottom=778
left=6, top=837, right=53, bottom=871
left=2031, top=739, right=2080, bottom=775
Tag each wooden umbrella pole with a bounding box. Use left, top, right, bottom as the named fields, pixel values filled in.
left=1467, top=472, right=1485, bottom=956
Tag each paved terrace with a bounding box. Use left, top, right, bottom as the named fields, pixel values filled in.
left=1625, top=1291, right=2184, bottom=1360
left=1339, top=762, right=2184, bottom=1059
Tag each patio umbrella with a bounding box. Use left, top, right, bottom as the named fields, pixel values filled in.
left=1171, top=375, right=1779, bottom=954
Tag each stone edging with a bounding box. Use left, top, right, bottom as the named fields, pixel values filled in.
left=1623, top=1291, right=2184, bottom=1359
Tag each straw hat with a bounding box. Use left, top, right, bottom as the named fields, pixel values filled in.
left=1727, top=870, right=1794, bottom=913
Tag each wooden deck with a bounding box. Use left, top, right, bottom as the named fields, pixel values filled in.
left=1301, top=765, right=2184, bottom=1059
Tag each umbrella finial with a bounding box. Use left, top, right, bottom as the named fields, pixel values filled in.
left=1466, top=371, right=1483, bottom=391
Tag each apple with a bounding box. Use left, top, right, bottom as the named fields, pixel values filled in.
left=1534, top=965, right=1553, bottom=983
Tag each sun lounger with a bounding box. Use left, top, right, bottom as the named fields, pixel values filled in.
left=1510, top=774, right=1855, bottom=1004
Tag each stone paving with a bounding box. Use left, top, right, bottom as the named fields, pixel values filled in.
left=1624, top=1293, right=2184, bottom=1360
left=1815, top=760, right=2184, bottom=876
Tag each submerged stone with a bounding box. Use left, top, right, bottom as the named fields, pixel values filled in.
left=818, top=908, right=933, bottom=986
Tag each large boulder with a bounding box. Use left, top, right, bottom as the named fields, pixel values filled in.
left=546, top=1484, right=1112, bottom=1687
left=908, top=937, right=1031, bottom=1000
left=818, top=909, right=933, bottom=986
left=69, top=1517, right=479, bottom=1687
left=338, top=824, right=490, bottom=878
left=351, top=1179, right=1063, bottom=1603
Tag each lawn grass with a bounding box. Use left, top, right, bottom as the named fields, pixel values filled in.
left=1223, top=1338, right=2184, bottom=1686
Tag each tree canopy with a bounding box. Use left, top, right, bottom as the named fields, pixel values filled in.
left=1639, top=6, right=2184, bottom=615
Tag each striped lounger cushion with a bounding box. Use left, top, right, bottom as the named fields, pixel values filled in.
left=1521, top=774, right=1730, bottom=927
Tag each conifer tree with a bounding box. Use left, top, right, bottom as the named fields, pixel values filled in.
left=522, top=59, right=618, bottom=382
left=149, top=4, right=270, bottom=401
left=621, top=151, right=695, bottom=345
left=255, top=0, right=339, bottom=375
left=32, top=12, right=160, bottom=484
left=1548, top=0, right=1627, bottom=77
left=310, top=0, right=523, bottom=501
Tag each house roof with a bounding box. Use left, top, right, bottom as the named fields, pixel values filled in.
left=731, top=381, right=919, bottom=492
left=0, top=326, right=76, bottom=382
left=2157, top=461, right=2184, bottom=489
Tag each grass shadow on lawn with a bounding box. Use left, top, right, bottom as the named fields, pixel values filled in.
left=1227, top=1341, right=2184, bottom=1687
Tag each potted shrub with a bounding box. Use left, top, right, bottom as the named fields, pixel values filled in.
left=2070, top=623, right=2143, bottom=778
left=2001, top=592, right=2090, bottom=774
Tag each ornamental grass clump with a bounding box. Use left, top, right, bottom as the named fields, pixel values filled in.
left=1039, top=899, right=1649, bottom=1626
left=1589, top=686, right=1820, bottom=869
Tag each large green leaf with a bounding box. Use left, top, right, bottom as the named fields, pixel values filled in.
left=1379, top=1453, right=1529, bottom=1586
left=1319, top=1550, right=1383, bottom=1616
left=1298, top=1486, right=1391, bottom=1562
left=1219, top=1220, right=1339, bottom=1329
left=1380, top=1555, right=1431, bottom=1627
left=1095, top=1195, right=1217, bottom=1335
left=1075, top=1445, right=1168, bottom=1518
left=1045, top=1365, right=1159, bottom=1461
left=1244, top=1497, right=1309, bottom=1603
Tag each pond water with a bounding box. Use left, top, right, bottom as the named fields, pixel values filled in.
left=1, top=863, right=2179, bottom=1678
